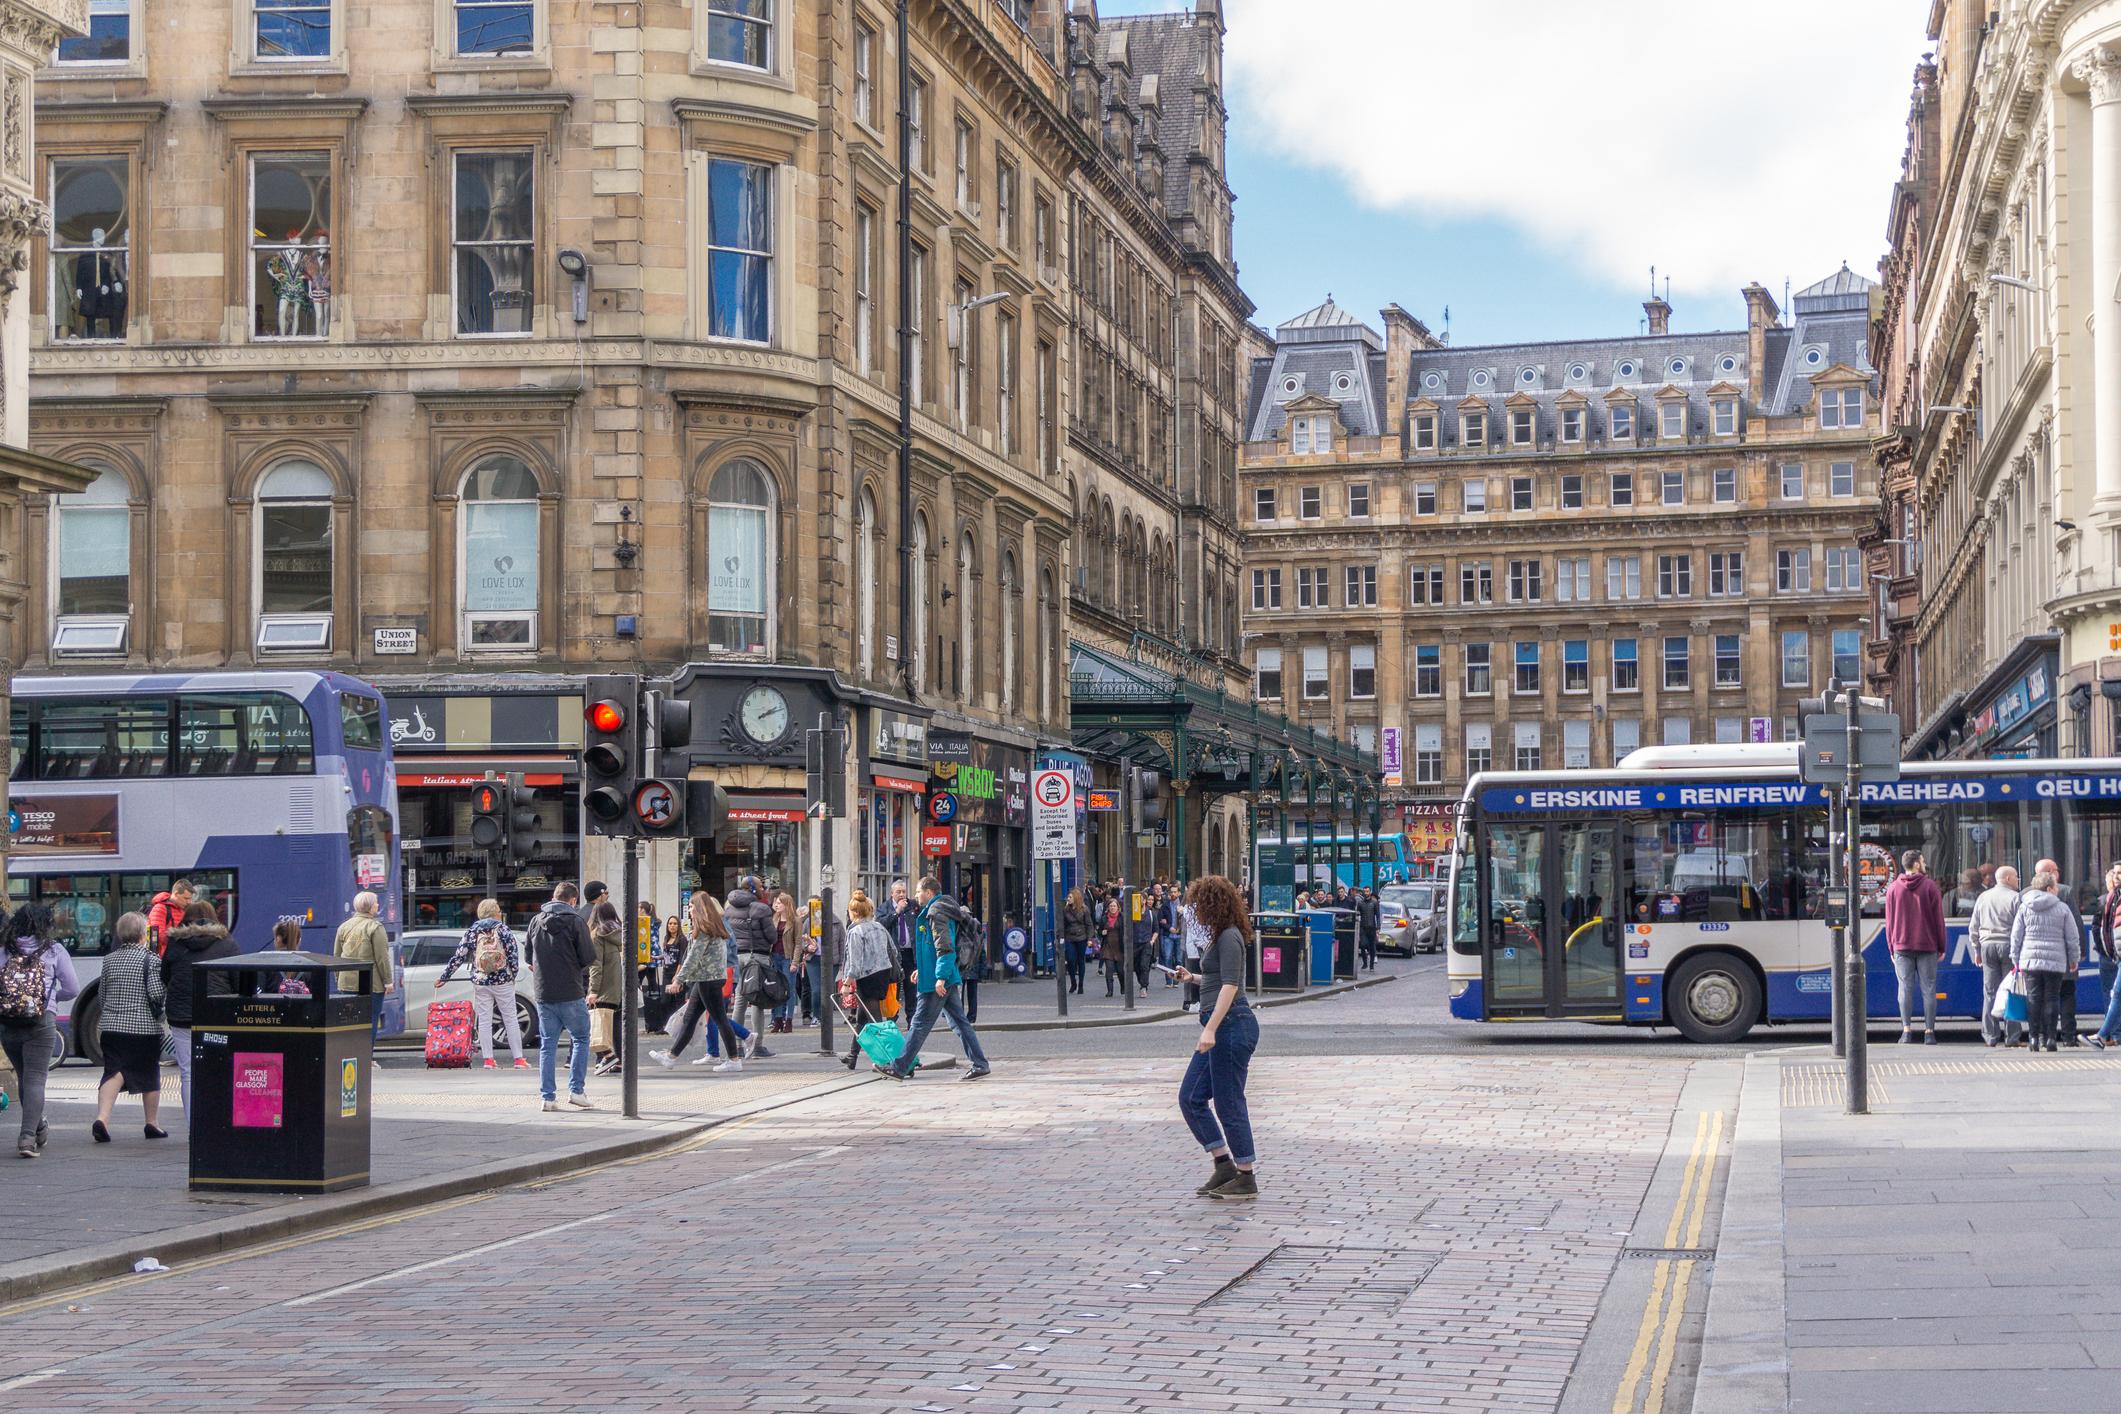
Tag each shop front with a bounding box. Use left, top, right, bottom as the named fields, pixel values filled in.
left=1400, top=801, right=1457, bottom=880
left=380, top=684, right=584, bottom=930
left=927, top=729, right=1030, bottom=949
left=857, top=707, right=929, bottom=903
left=1910, top=633, right=2059, bottom=761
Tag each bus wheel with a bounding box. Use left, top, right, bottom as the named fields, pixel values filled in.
left=75, top=992, right=103, bottom=1068
left=1668, top=953, right=1759, bottom=1044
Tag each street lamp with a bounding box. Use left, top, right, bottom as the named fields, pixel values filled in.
left=1989, top=272, right=2041, bottom=292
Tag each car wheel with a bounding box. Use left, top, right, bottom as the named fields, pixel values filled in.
left=1668, top=952, right=1761, bottom=1044
left=515, top=998, right=539, bottom=1048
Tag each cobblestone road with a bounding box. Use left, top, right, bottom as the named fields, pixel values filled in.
left=1, top=1046, right=1695, bottom=1413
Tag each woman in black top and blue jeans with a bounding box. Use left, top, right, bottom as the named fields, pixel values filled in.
left=1172, top=875, right=1260, bottom=1200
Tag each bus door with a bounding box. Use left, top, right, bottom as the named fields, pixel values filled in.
left=1484, top=818, right=1623, bottom=1018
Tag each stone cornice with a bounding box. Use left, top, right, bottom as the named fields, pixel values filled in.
left=29, top=337, right=822, bottom=381
left=406, top=93, right=573, bottom=120
left=34, top=98, right=168, bottom=126
left=670, top=95, right=817, bottom=138
left=200, top=96, right=371, bottom=122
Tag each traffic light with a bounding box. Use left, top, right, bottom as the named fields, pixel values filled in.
left=506, top=774, right=542, bottom=863
left=469, top=776, right=506, bottom=851
left=583, top=674, right=641, bottom=836
left=685, top=779, right=730, bottom=838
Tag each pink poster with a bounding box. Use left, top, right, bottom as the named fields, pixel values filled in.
left=1262, top=946, right=1282, bottom=974
left=232, top=1052, right=285, bottom=1129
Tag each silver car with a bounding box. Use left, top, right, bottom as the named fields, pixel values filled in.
left=397, top=927, right=541, bottom=1049
left=1379, top=883, right=1443, bottom=955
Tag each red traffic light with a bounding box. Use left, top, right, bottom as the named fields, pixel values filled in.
left=588, top=700, right=626, bottom=734
left=472, top=784, right=499, bottom=812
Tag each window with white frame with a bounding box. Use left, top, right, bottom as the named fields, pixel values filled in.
left=1459, top=561, right=1491, bottom=604
left=1709, top=549, right=1743, bottom=596
left=1715, top=717, right=1745, bottom=744
left=1251, top=568, right=1280, bottom=610
left=1610, top=403, right=1635, bottom=439
left=1663, top=635, right=1689, bottom=689
left=1826, top=546, right=1860, bottom=591
left=1299, top=485, right=1321, bottom=519
left=250, top=154, right=332, bottom=340
left=1255, top=647, right=1282, bottom=700
left=1561, top=406, right=1583, bottom=442
left=1347, top=482, right=1370, bottom=518
left=1466, top=721, right=1493, bottom=776
left=1462, top=410, right=1486, bottom=446
left=1714, top=633, right=1741, bottom=687
left=50, top=156, right=130, bottom=342
left=1779, top=462, right=1804, bottom=499
left=452, top=150, right=535, bottom=336
left=1829, top=461, right=1856, bottom=497
left=1612, top=716, right=1640, bottom=760
left=1563, top=719, right=1591, bottom=769
left=255, top=0, right=332, bottom=59
left=852, top=21, right=875, bottom=124
left=1563, top=639, right=1588, bottom=693
left=1345, top=564, right=1376, bottom=607
left=1712, top=398, right=1737, bottom=435
left=1513, top=722, right=1542, bottom=771
left=907, top=243, right=926, bottom=394
left=707, top=459, right=775, bottom=654
left=1832, top=628, right=1861, bottom=682
left=1510, top=408, right=1534, bottom=445
left=1414, top=644, right=1440, bottom=697
left=951, top=279, right=974, bottom=430
left=1561, top=474, right=1583, bottom=509
left=1254, top=487, right=1276, bottom=521
left=51, top=466, right=130, bottom=657
left=1465, top=643, right=1492, bottom=696
left=1607, top=554, right=1641, bottom=600
left=1413, top=414, right=1436, bottom=450
left=1612, top=638, right=1638, bottom=691
left=1034, top=194, right=1054, bottom=270
left=855, top=490, right=877, bottom=677
left=58, top=0, right=130, bottom=62
left=1349, top=644, right=1376, bottom=699
left=1412, top=482, right=1436, bottom=515
left=706, top=157, right=773, bottom=343
left=255, top=458, right=335, bottom=652
left=1414, top=724, right=1443, bottom=785
left=908, top=75, right=928, bottom=170
left=1511, top=476, right=1533, bottom=511
left=1610, top=471, right=1633, bottom=507
left=997, top=311, right=1017, bottom=457
left=1556, top=556, right=1589, bottom=602
left=1507, top=558, right=1543, bottom=603
left=1661, top=469, right=1684, bottom=505
left=1659, top=400, right=1685, bottom=438
left=1663, top=717, right=1692, bottom=746
left=953, top=119, right=973, bottom=208
left=1349, top=724, right=1377, bottom=754
left=1713, top=466, right=1735, bottom=502
left=910, top=513, right=929, bottom=689
left=854, top=205, right=876, bottom=375
left=1657, top=553, right=1691, bottom=597
left=1302, top=646, right=1328, bottom=700
left=1781, top=629, right=1810, bottom=687
left=1776, top=547, right=1812, bottom=592
left=1295, top=566, right=1327, bottom=610
left=706, top=0, right=772, bottom=69
left=1513, top=641, right=1540, bottom=694
left=454, top=0, right=533, bottom=56
left=1463, top=479, right=1487, bottom=513
left=995, top=155, right=1017, bottom=247
left=1310, top=416, right=1334, bottom=453
left=1819, top=387, right=1863, bottom=429
left=459, top=455, right=540, bottom=650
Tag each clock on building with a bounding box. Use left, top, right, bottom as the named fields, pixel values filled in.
left=738, top=684, right=791, bottom=745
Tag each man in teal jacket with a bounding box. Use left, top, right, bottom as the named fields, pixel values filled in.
left=881, top=875, right=991, bottom=1081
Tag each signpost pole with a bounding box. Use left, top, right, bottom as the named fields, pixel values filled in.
left=1845, top=690, right=1868, bottom=1116
left=1123, top=885, right=1137, bottom=1011
left=621, top=834, right=640, bottom=1121
left=1053, top=859, right=1068, bottom=1018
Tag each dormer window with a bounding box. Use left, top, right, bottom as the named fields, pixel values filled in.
left=1509, top=408, right=1534, bottom=446
left=1819, top=387, right=1864, bottom=429
left=1560, top=407, right=1583, bottom=443
left=1616, top=360, right=1637, bottom=381
left=1413, top=413, right=1436, bottom=450
left=1712, top=398, right=1737, bottom=436
left=1290, top=415, right=1332, bottom=455
left=1659, top=401, right=1685, bottom=439
left=1471, top=369, right=1491, bottom=390
left=1610, top=404, right=1634, bottom=439
left=1462, top=410, right=1487, bottom=447
left=1518, top=367, right=1538, bottom=387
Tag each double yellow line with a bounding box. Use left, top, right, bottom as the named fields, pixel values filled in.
left=1611, top=1108, right=1724, bottom=1414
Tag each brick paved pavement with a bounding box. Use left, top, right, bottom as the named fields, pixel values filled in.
left=1, top=1051, right=1694, bottom=1412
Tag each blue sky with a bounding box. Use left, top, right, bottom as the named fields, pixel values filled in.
left=1097, top=1, right=1930, bottom=345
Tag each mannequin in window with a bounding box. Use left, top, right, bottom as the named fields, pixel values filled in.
left=479, top=164, right=529, bottom=333
left=72, top=226, right=126, bottom=339
left=301, top=233, right=331, bottom=337
left=266, top=230, right=311, bottom=336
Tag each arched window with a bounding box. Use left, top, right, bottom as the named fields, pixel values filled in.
left=1000, top=550, right=1020, bottom=715
left=460, top=454, right=540, bottom=651
left=1202, top=569, right=1217, bottom=652
left=256, top=458, right=335, bottom=652
left=855, top=489, right=877, bottom=679
left=1101, top=500, right=1117, bottom=604
left=957, top=532, right=977, bottom=700
left=51, top=465, right=131, bottom=656
left=1038, top=567, right=1057, bottom=721
left=911, top=511, right=930, bottom=691
left=707, top=458, right=774, bottom=655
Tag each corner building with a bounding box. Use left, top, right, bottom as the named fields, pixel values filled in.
left=14, top=0, right=1265, bottom=937
left=1240, top=277, right=1879, bottom=868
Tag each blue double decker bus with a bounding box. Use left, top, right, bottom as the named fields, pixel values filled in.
left=8, top=670, right=401, bottom=1064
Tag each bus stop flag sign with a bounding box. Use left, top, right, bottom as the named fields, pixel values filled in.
left=1032, top=769, right=1076, bottom=861
left=1799, top=712, right=1902, bottom=786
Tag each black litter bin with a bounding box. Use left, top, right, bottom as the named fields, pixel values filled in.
left=189, top=952, right=374, bottom=1194
left=1332, top=909, right=1359, bottom=981
left=1254, top=912, right=1306, bottom=991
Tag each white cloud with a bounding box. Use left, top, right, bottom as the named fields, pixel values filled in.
left=1223, top=0, right=1928, bottom=300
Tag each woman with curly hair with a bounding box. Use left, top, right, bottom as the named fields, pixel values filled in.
left=1171, top=874, right=1260, bottom=1200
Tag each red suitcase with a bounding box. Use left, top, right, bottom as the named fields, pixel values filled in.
left=425, top=999, right=475, bottom=1068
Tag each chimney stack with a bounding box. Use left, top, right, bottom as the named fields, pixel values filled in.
left=1741, top=283, right=1780, bottom=403
left=1643, top=294, right=1671, bottom=336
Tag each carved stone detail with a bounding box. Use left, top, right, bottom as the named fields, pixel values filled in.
left=2072, top=46, right=2121, bottom=104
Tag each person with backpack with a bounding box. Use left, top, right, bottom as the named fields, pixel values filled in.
left=436, top=899, right=526, bottom=1070
left=145, top=877, right=195, bottom=956
left=91, top=912, right=167, bottom=1144
left=1172, top=875, right=1261, bottom=1201
left=526, top=882, right=597, bottom=1110
left=1, top=903, right=78, bottom=1158
left=586, top=899, right=627, bottom=1078
left=835, top=889, right=901, bottom=1069
left=878, top=875, right=990, bottom=1082
left=162, top=899, right=237, bottom=1124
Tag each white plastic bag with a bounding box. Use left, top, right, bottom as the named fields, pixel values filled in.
left=1992, top=970, right=2025, bottom=1020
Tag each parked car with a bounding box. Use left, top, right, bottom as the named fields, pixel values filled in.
left=396, top=927, right=540, bottom=1050
left=1379, top=882, right=1444, bottom=955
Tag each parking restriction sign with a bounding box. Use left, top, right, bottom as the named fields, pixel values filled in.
left=1032, top=770, right=1076, bottom=860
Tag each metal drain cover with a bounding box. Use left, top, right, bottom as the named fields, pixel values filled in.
left=1621, top=1247, right=1715, bottom=1262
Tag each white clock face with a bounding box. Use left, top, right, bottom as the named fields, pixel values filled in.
left=739, top=686, right=790, bottom=744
